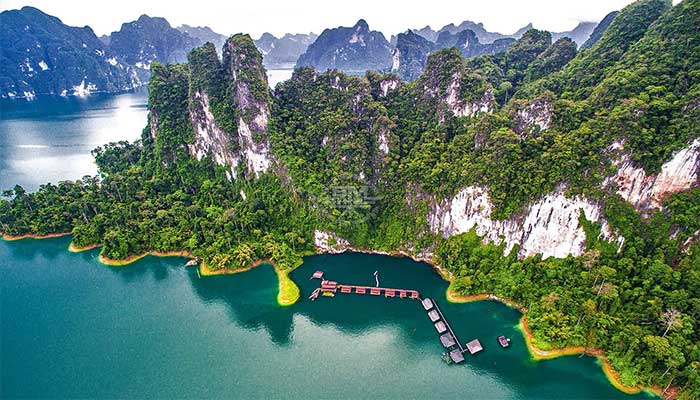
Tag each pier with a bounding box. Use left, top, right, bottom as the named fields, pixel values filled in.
left=309, top=271, right=419, bottom=300
left=309, top=271, right=481, bottom=363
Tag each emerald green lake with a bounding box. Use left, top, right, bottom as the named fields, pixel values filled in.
left=1, top=237, right=655, bottom=399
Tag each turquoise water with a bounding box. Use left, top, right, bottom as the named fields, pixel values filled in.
left=1, top=237, right=654, bottom=399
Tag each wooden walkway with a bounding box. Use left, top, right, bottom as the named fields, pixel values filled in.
left=309, top=272, right=419, bottom=300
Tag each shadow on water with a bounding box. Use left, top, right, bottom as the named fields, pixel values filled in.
left=185, top=264, right=296, bottom=345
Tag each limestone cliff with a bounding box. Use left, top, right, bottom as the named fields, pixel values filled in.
left=608, top=139, right=700, bottom=211
left=186, top=36, right=274, bottom=179
left=428, top=186, right=607, bottom=259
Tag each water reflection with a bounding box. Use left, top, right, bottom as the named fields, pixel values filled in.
left=0, top=90, right=148, bottom=192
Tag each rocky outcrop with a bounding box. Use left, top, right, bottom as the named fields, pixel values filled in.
left=511, top=95, right=553, bottom=138
left=446, top=79, right=495, bottom=118
left=183, top=36, right=274, bottom=179
left=188, top=90, right=240, bottom=176
left=609, top=139, right=700, bottom=211
left=428, top=186, right=608, bottom=259
left=313, top=230, right=350, bottom=253
left=392, top=30, right=435, bottom=81
left=223, top=35, right=274, bottom=178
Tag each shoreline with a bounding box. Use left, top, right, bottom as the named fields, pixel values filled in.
left=447, top=289, right=663, bottom=397
left=2, top=232, right=71, bottom=241
left=68, top=242, right=101, bottom=252
left=196, top=259, right=300, bottom=306
left=0, top=233, right=671, bottom=396
left=98, top=250, right=194, bottom=266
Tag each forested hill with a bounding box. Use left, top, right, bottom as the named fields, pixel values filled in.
left=2, top=0, right=700, bottom=397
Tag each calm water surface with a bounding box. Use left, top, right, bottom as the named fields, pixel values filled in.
left=0, top=90, right=148, bottom=192
left=1, top=238, right=654, bottom=399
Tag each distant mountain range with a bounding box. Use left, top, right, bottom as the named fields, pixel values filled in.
left=255, top=32, right=318, bottom=67
left=296, top=19, right=393, bottom=72
left=0, top=6, right=619, bottom=98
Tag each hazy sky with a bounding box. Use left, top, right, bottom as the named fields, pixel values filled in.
left=1, top=0, right=651, bottom=38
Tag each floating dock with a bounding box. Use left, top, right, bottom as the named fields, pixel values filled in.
left=309, top=271, right=482, bottom=362
left=309, top=272, right=420, bottom=300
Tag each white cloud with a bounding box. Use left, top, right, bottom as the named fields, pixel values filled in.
left=1, top=0, right=679, bottom=40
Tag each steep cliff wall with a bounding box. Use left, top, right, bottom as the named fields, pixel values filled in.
left=608, top=139, right=699, bottom=211
left=428, top=186, right=606, bottom=259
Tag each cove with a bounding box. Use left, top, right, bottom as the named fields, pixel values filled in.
left=1, top=237, right=655, bottom=399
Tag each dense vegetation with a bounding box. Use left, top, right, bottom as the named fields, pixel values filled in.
left=1, top=1, right=699, bottom=397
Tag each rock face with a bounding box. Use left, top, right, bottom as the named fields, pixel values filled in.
left=609, top=139, right=700, bottom=211
left=418, top=49, right=495, bottom=121
left=188, top=90, right=240, bottom=174
left=428, top=186, right=606, bottom=259
left=511, top=95, right=553, bottom=138
left=186, top=36, right=274, bottom=179
left=255, top=32, right=318, bottom=67
left=296, top=19, right=392, bottom=72
left=109, top=15, right=203, bottom=82
left=582, top=11, right=620, bottom=49
left=224, top=36, right=273, bottom=178
left=313, top=230, right=350, bottom=253
left=0, top=6, right=139, bottom=98
left=392, top=30, right=435, bottom=81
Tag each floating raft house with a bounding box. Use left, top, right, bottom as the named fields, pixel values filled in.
left=434, top=321, right=448, bottom=334
left=440, top=333, right=456, bottom=348
left=449, top=349, right=465, bottom=363
left=466, top=339, right=483, bottom=354
left=421, top=298, right=434, bottom=310
left=311, top=271, right=324, bottom=280
left=428, top=309, right=440, bottom=322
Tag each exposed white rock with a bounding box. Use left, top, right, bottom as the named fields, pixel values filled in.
left=187, top=90, right=240, bottom=176
left=314, top=230, right=350, bottom=253
left=609, top=139, right=699, bottom=210
left=238, top=116, right=271, bottom=178
left=443, top=72, right=494, bottom=119
left=513, top=97, right=552, bottom=138
left=391, top=48, right=400, bottom=72
left=378, top=128, right=390, bottom=154
left=380, top=78, right=399, bottom=97
left=38, top=61, right=49, bottom=71
left=428, top=186, right=606, bottom=259
left=71, top=80, right=96, bottom=97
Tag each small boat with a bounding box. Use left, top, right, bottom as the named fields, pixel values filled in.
left=498, top=335, right=510, bottom=348
left=322, top=291, right=335, bottom=297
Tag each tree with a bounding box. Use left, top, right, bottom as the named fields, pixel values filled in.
left=660, top=308, right=682, bottom=337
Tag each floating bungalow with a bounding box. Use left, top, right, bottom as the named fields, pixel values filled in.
left=440, top=333, right=457, bottom=348
left=421, top=298, right=434, bottom=310
left=434, top=321, right=448, bottom=334
left=449, top=349, right=465, bottom=363
left=427, top=309, right=440, bottom=322
left=311, top=271, right=324, bottom=280
left=466, top=339, right=483, bottom=355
